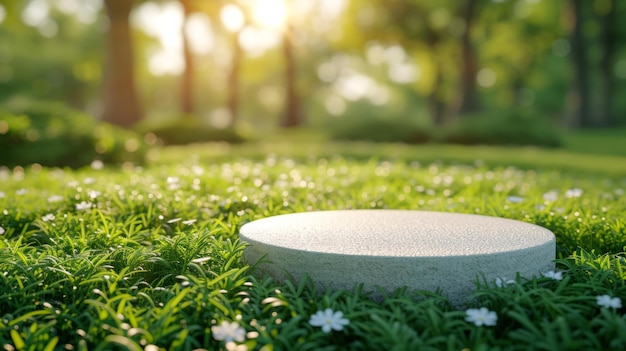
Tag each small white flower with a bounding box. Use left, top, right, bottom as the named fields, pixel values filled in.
left=506, top=196, right=523, bottom=203
left=15, top=188, right=27, bottom=195
left=91, top=160, right=104, bottom=170
left=495, top=277, right=515, bottom=288
left=309, top=308, right=350, bottom=333
left=596, top=295, right=622, bottom=309
left=76, top=201, right=93, bottom=211
left=225, top=341, right=248, bottom=351
left=465, top=307, right=498, bottom=327
left=542, top=191, right=559, bottom=202
left=42, top=214, right=55, bottom=222
left=542, top=270, right=563, bottom=280
left=88, top=191, right=101, bottom=199
left=48, top=195, right=64, bottom=203
left=565, top=188, right=583, bottom=198
left=0, top=227, right=5, bottom=235
left=83, top=177, right=96, bottom=184
left=0, top=191, right=5, bottom=198
left=211, top=321, right=246, bottom=343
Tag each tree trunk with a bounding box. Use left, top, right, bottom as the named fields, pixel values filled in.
left=180, top=0, right=194, bottom=116
left=427, top=43, right=446, bottom=126
left=598, top=0, right=616, bottom=127
left=569, top=0, right=592, bottom=127
left=456, top=0, right=480, bottom=116
left=430, top=74, right=446, bottom=126
left=101, top=0, right=142, bottom=128
left=227, top=33, right=241, bottom=125
left=281, top=24, right=301, bottom=128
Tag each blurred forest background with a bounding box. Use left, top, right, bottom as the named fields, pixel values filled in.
left=1, top=0, right=626, bottom=167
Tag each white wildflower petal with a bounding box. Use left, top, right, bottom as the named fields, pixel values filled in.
left=211, top=321, right=246, bottom=343
left=596, top=295, right=622, bottom=309
left=495, top=277, right=515, bottom=288
left=0, top=227, right=5, bottom=235
left=309, top=308, right=350, bottom=333
left=91, top=160, right=104, bottom=170
left=565, top=188, right=583, bottom=198
left=542, top=270, right=563, bottom=280
left=506, top=196, right=523, bottom=203
left=76, top=201, right=93, bottom=211
left=83, top=177, right=96, bottom=184
left=48, top=195, right=63, bottom=203
left=465, top=307, right=498, bottom=327
left=542, top=191, right=558, bottom=202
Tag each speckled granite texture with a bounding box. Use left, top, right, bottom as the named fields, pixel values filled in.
left=240, top=210, right=555, bottom=305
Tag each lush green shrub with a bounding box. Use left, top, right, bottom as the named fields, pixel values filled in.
left=441, top=110, right=562, bottom=148
left=330, top=106, right=562, bottom=148
left=145, top=119, right=246, bottom=145
left=330, top=116, right=431, bottom=144
left=327, top=99, right=432, bottom=144
left=0, top=101, right=146, bottom=168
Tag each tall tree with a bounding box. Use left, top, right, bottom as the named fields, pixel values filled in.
left=180, top=0, right=195, bottom=116
left=422, top=21, right=448, bottom=126
left=455, top=0, right=480, bottom=116
left=227, top=33, right=242, bottom=124
left=281, top=23, right=302, bottom=127
left=598, top=0, right=617, bottom=127
left=568, top=0, right=592, bottom=127
left=101, top=0, right=142, bottom=128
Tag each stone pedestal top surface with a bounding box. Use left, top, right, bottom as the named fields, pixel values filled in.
left=240, top=210, right=554, bottom=257
left=239, top=210, right=556, bottom=305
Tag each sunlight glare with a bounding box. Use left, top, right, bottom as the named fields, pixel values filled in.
left=22, top=0, right=48, bottom=26
left=477, top=68, right=497, bottom=87
left=252, top=0, right=287, bottom=30
left=221, top=4, right=245, bottom=33
left=0, top=5, right=6, bottom=24
left=238, top=27, right=281, bottom=57
left=54, top=0, right=101, bottom=24
left=186, top=13, right=214, bottom=54
left=133, top=1, right=185, bottom=76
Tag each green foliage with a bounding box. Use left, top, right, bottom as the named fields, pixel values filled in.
left=441, top=110, right=563, bottom=148
left=0, top=142, right=625, bottom=349
left=0, top=101, right=146, bottom=168
left=0, top=3, right=103, bottom=106
left=145, top=119, right=246, bottom=145
left=330, top=109, right=563, bottom=148
left=331, top=116, right=432, bottom=144
left=329, top=102, right=432, bottom=144
left=563, top=128, right=626, bottom=157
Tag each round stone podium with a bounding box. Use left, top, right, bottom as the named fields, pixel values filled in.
left=239, top=210, right=555, bottom=305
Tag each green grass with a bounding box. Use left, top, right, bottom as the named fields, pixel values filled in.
left=562, top=127, right=626, bottom=157
left=1, top=142, right=625, bottom=350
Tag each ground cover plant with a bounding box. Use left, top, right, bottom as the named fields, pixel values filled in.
left=0, top=101, right=147, bottom=169
left=1, top=142, right=625, bottom=350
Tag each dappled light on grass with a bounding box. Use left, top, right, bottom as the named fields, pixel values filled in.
left=0, top=145, right=625, bottom=349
